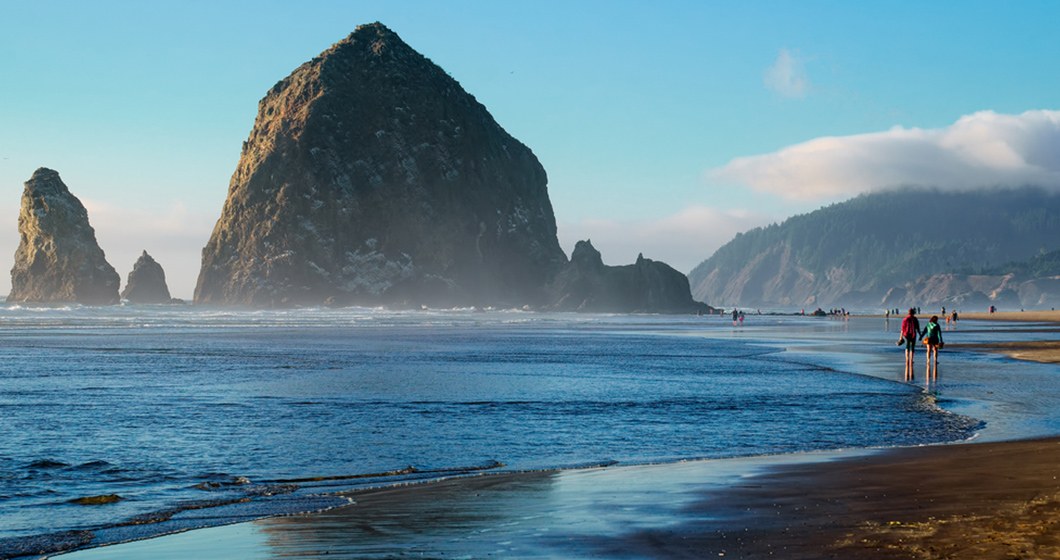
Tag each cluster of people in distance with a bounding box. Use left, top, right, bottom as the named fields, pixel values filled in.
left=898, top=308, right=944, bottom=383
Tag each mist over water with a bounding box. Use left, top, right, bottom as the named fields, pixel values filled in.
left=0, top=306, right=982, bottom=556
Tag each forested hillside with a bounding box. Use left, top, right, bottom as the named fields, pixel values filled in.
left=689, top=188, right=1060, bottom=308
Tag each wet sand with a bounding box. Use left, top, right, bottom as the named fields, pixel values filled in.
left=58, top=438, right=1060, bottom=559
left=951, top=310, right=1060, bottom=364
left=636, top=437, right=1060, bottom=559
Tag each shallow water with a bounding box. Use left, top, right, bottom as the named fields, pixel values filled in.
left=0, top=307, right=1029, bottom=558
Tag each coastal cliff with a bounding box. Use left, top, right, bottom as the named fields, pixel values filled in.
left=689, top=188, right=1060, bottom=309
left=8, top=168, right=120, bottom=305
left=195, top=23, right=567, bottom=307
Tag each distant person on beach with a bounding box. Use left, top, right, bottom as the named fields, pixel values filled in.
left=738, top=311, right=744, bottom=325
left=899, top=308, right=921, bottom=382
left=923, top=315, right=944, bottom=381
left=732, top=309, right=738, bottom=326
left=951, top=310, right=958, bottom=326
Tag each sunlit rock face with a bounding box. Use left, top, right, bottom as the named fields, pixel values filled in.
left=9, top=168, right=120, bottom=305
left=121, top=251, right=173, bottom=303
left=546, top=240, right=713, bottom=314
left=195, top=23, right=567, bottom=307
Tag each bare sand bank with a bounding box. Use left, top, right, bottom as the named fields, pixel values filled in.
left=953, top=340, right=1060, bottom=364
left=959, top=310, right=1060, bottom=323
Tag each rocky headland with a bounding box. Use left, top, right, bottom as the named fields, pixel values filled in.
left=8, top=168, right=120, bottom=305
left=194, top=23, right=568, bottom=308
left=547, top=240, right=712, bottom=314
left=690, top=188, right=1060, bottom=310
left=121, top=251, right=177, bottom=304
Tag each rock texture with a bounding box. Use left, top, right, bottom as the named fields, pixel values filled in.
left=195, top=23, right=567, bottom=308
left=8, top=168, right=120, bottom=305
left=121, top=251, right=174, bottom=303
left=546, top=240, right=712, bottom=314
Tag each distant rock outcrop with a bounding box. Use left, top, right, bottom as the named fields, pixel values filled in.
left=121, top=251, right=174, bottom=303
left=546, top=240, right=712, bottom=314
left=8, top=168, right=120, bottom=305
left=195, top=23, right=567, bottom=308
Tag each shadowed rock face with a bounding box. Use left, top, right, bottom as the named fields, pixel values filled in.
left=121, top=251, right=173, bottom=303
left=195, top=22, right=567, bottom=308
left=9, top=168, right=120, bottom=305
left=546, top=240, right=712, bottom=314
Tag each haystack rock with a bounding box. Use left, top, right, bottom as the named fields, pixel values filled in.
left=9, top=168, right=120, bottom=305
left=546, top=240, right=713, bottom=314
left=121, top=251, right=174, bottom=303
left=195, top=23, right=567, bottom=308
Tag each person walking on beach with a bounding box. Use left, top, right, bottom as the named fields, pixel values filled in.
left=899, top=308, right=921, bottom=382
left=923, top=315, right=944, bottom=382
left=732, top=308, right=738, bottom=326
left=738, top=311, right=744, bottom=326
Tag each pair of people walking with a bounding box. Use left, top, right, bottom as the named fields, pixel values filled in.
left=899, top=308, right=943, bottom=382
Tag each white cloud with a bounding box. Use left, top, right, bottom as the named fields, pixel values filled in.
left=709, top=110, right=1060, bottom=200
left=558, top=206, right=774, bottom=273
left=764, top=47, right=810, bottom=98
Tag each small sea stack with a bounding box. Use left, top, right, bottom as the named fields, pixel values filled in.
left=121, top=251, right=174, bottom=303
left=546, top=240, right=713, bottom=314
left=8, top=168, right=120, bottom=305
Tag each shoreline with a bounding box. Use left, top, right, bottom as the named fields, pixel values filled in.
left=56, top=437, right=1060, bottom=560
left=50, top=315, right=1060, bottom=559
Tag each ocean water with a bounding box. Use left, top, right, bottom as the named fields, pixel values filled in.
left=0, top=307, right=986, bottom=557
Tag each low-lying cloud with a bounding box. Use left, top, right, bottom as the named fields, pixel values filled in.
left=710, top=110, right=1060, bottom=200
left=558, top=206, right=774, bottom=273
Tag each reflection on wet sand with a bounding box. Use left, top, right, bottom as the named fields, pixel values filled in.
left=258, top=472, right=562, bottom=557
left=254, top=457, right=824, bottom=559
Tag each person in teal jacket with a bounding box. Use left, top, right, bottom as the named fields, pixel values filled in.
left=923, top=315, right=944, bottom=381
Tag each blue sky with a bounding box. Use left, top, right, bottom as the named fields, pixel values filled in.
left=2, top=1, right=1059, bottom=298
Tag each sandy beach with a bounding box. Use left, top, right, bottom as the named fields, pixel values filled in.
left=53, top=312, right=1060, bottom=560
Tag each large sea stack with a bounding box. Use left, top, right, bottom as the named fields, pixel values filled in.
left=9, top=168, right=120, bottom=305
left=121, top=251, right=173, bottom=303
left=195, top=23, right=567, bottom=307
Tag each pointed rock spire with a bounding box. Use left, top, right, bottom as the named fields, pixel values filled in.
left=121, top=251, right=173, bottom=303
left=8, top=168, right=120, bottom=305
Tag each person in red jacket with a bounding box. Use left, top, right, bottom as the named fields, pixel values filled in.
left=899, top=308, right=921, bottom=381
